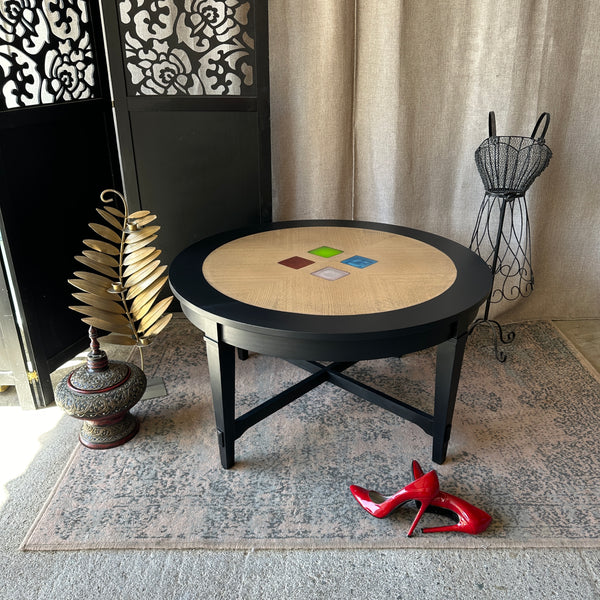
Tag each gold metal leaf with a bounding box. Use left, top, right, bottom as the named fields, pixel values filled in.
left=139, top=296, right=173, bottom=333
left=126, top=225, right=160, bottom=244
left=129, top=210, right=151, bottom=219
left=70, top=190, right=171, bottom=350
left=123, top=246, right=155, bottom=265
left=72, top=292, right=125, bottom=314
left=123, top=249, right=161, bottom=277
left=74, top=255, right=119, bottom=279
left=124, top=260, right=160, bottom=289
left=82, top=316, right=132, bottom=335
left=104, top=206, right=125, bottom=218
left=131, top=288, right=160, bottom=320
left=99, top=333, right=137, bottom=346
left=68, top=277, right=114, bottom=297
left=128, top=275, right=168, bottom=308
left=83, top=239, right=120, bottom=255
left=100, top=189, right=125, bottom=206
left=73, top=271, right=113, bottom=289
left=144, top=312, right=173, bottom=337
left=69, top=305, right=130, bottom=326
left=97, top=208, right=123, bottom=231
left=123, top=235, right=158, bottom=254
left=89, top=222, right=122, bottom=244
left=125, top=267, right=168, bottom=301
left=81, top=250, right=119, bottom=267
left=133, top=214, right=157, bottom=227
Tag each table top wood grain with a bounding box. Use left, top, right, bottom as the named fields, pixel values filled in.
left=202, top=226, right=457, bottom=316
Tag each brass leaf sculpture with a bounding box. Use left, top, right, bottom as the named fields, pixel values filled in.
left=68, top=189, right=173, bottom=369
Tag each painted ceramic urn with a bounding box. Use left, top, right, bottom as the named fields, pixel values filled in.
left=55, top=327, right=146, bottom=449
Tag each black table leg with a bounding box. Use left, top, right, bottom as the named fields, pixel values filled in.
left=432, top=332, right=468, bottom=464
left=204, top=329, right=236, bottom=469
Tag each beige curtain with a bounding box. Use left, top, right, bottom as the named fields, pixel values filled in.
left=269, top=0, right=600, bottom=321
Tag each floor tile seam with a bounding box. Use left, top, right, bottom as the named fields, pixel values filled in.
left=549, top=320, right=600, bottom=383
left=235, top=547, right=256, bottom=599
left=578, top=548, right=600, bottom=590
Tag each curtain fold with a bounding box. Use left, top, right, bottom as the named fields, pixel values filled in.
left=269, top=0, right=356, bottom=220
left=269, top=0, right=600, bottom=320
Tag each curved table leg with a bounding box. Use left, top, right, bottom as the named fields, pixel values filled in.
left=204, top=324, right=469, bottom=468
left=432, top=332, right=468, bottom=464
left=204, top=329, right=236, bottom=469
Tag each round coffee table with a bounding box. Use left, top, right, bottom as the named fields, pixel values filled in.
left=169, top=220, right=492, bottom=468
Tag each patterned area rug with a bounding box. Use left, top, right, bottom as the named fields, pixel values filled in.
left=22, top=317, right=600, bottom=550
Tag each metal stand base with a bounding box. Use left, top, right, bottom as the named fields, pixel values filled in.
left=468, top=318, right=515, bottom=363
left=469, top=193, right=532, bottom=362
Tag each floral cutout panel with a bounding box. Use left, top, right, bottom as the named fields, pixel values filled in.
left=0, top=0, right=98, bottom=110
left=120, top=0, right=256, bottom=96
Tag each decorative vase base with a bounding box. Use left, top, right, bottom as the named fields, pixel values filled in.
left=79, top=410, right=140, bottom=449
left=55, top=327, right=147, bottom=450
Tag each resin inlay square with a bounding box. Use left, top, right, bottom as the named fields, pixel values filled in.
left=308, top=246, right=343, bottom=258
left=278, top=256, right=315, bottom=269
left=311, top=267, right=349, bottom=281
left=341, top=255, right=378, bottom=269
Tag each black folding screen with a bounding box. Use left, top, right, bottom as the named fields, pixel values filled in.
left=101, top=0, right=272, bottom=268
left=0, top=1, right=101, bottom=109
left=0, top=0, right=121, bottom=407
left=0, top=1, right=271, bottom=407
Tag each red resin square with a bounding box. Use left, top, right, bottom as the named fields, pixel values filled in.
left=278, top=256, right=315, bottom=269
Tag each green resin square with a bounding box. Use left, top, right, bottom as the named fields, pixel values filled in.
left=308, top=246, right=343, bottom=258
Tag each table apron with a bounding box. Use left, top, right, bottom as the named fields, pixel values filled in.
left=190, top=314, right=473, bottom=362
left=225, top=326, right=454, bottom=361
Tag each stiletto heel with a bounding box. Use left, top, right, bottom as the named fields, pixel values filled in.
left=349, top=469, right=440, bottom=537
left=411, top=460, right=492, bottom=535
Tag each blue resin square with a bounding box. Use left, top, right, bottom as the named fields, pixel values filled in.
left=341, top=255, right=377, bottom=269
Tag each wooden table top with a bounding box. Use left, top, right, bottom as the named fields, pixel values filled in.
left=170, top=221, right=493, bottom=345
left=202, top=226, right=457, bottom=316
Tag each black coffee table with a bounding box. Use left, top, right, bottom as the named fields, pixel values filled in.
left=169, top=220, right=492, bottom=468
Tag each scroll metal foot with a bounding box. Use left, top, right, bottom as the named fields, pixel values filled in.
left=468, top=319, right=515, bottom=362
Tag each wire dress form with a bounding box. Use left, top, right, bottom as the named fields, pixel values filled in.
left=469, top=111, right=552, bottom=360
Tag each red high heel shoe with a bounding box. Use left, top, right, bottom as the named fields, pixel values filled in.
left=411, top=460, right=492, bottom=535
left=349, top=469, right=440, bottom=537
